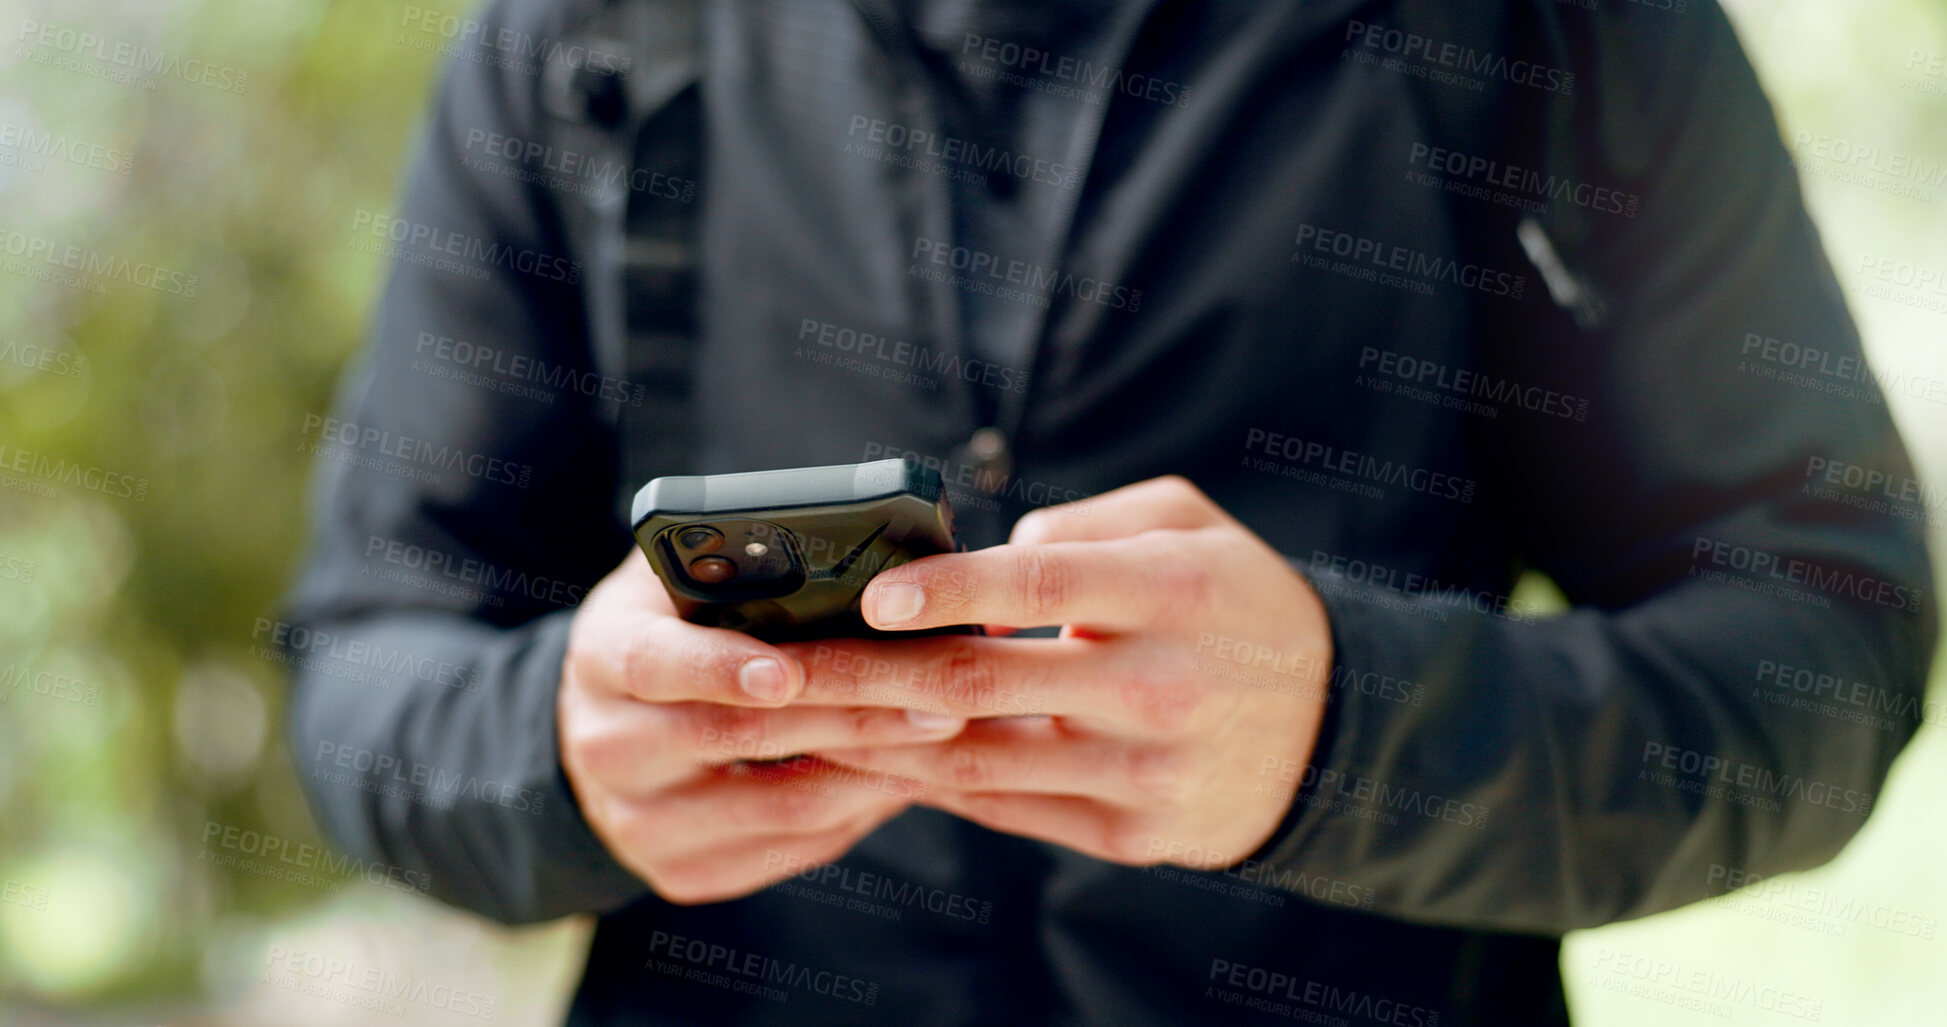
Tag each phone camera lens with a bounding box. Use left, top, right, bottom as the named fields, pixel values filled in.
left=689, top=555, right=737, bottom=583
left=678, top=526, right=724, bottom=553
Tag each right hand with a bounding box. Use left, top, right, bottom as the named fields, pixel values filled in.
left=558, top=549, right=966, bottom=904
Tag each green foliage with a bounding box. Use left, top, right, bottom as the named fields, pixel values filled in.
left=0, top=0, right=464, bottom=1001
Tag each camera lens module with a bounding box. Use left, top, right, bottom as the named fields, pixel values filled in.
left=678, top=525, right=724, bottom=553
left=689, top=555, right=737, bottom=583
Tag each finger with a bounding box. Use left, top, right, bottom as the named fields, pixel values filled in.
left=644, top=806, right=909, bottom=905
left=570, top=698, right=966, bottom=800
left=559, top=686, right=696, bottom=799
left=616, top=767, right=914, bottom=861
left=1009, top=475, right=1226, bottom=546
left=810, top=717, right=1181, bottom=806
left=919, top=789, right=1138, bottom=865
left=783, top=634, right=1173, bottom=721
left=860, top=536, right=1213, bottom=632
left=677, top=702, right=968, bottom=768
left=598, top=611, right=806, bottom=707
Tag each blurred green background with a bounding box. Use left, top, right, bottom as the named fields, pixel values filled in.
left=0, top=0, right=1941, bottom=1023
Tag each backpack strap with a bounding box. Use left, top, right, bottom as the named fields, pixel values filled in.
left=539, top=0, right=704, bottom=524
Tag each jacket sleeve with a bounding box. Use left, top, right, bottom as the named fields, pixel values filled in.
left=1253, top=3, right=1936, bottom=934
left=282, top=0, right=655, bottom=923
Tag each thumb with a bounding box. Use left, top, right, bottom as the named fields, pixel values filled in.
left=1008, top=475, right=1224, bottom=545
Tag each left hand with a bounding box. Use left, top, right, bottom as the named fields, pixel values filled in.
left=776, top=476, right=1334, bottom=870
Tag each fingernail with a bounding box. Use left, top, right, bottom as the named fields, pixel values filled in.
left=873, top=583, right=925, bottom=626
left=738, top=658, right=790, bottom=703
left=906, top=709, right=964, bottom=734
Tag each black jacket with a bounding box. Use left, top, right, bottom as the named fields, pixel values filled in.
left=285, top=1, right=1936, bottom=1023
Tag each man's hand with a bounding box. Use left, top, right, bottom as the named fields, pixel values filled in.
left=558, top=550, right=967, bottom=904
left=783, top=476, right=1333, bottom=870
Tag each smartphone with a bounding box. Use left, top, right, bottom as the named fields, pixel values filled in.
left=631, top=459, right=970, bottom=641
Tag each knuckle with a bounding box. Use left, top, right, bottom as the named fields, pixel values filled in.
left=1014, top=547, right=1070, bottom=620
left=1118, top=661, right=1202, bottom=731
left=936, top=645, right=1000, bottom=714
left=947, top=744, right=999, bottom=790
left=1152, top=545, right=1215, bottom=619
left=1155, top=474, right=1196, bottom=497
left=915, top=563, right=975, bottom=619
left=1011, top=508, right=1052, bottom=543
left=1157, top=474, right=1211, bottom=512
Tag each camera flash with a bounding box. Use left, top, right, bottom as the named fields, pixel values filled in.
left=745, top=542, right=769, bottom=557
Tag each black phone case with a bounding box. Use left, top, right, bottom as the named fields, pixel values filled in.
left=631, top=459, right=969, bottom=641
